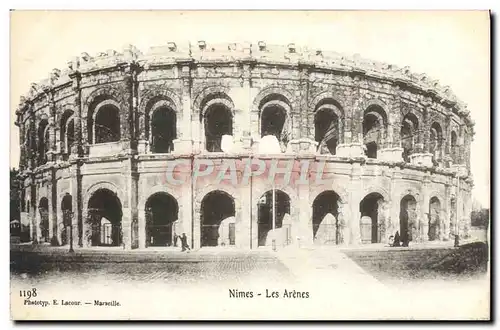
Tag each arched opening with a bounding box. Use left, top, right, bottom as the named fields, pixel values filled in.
left=261, top=105, right=287, bottom=138
left=204, top=105, right=233, bottom=152
left=61, top=193, right=73, bottom=246
left=315, top=108, right=339, bottom=155
left=259, top=95, right=291, bottom=153
left=312, top=191, right=342, bottom=245
left=363, top=106, right=387, bottom=159
left=257, top=190, right=291, bottom=247
left=401, top=113, right=419, bottom=163
left=94, top=104, right=120, bottom=144
left=428, top=197, right=441, bottom=241
left=400, top=194, right=418, bottom=245
left=451, top=131, right=458, bottom=164
left=430, top=122, right=443, bottom=166
left=359, top=193, right=385, bottom=244
left=87, top=189, right=122, bottom=246
left=38, top=197, right=49, bottom=243
left=151, top=107, right=176, bottom=153
left=60, top=111, right=75, bottom=159
left=145, top=192, right=179, bottom=247
left=201, top=191, right=235, bottom=247
left=37, top=119, right=49, bottom=165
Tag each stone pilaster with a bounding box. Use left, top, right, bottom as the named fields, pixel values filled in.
left=297, top=166, right=313, bottom=247
left=48, top=95, right=58, bottom=162
left=239, top=158, right=252, bottom=249
left=389, top=168, right=402, bottom=236
left=56, top=197, right=65, bottom=245
left=121, top=157, right=138, bottom=250
left=69, top=162, right=82, bottom=248
left=30, top=180, right=39, bottom=243
left=69, top=69, right=83, bottom=157
left=348, top=163, right=363, bottom=245
left=120, top=65, right=135, bottom=153
left=49, top=168, right=59, bottom=245
left=174, top=62, right=194, bottom=155
left=298, top=64, right=311, bottom=139
left=421, top=173, right=431, bottom=242
left=443, top=115, right=452, bottom=167
left=337, top=201, right=349, bottom=246
left=180, top=159, right=194, bottom=248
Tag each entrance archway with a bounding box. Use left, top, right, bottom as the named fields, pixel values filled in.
left=201, top=191, right=235, bottom=247
left=428, top=197, right=441, bottom=241
left=400, top=194, right=418, bottom=244
left=359, top=193, right=384, bottom=244
left=145, top=192, right=179, bottom=247
left=87, top=189, right=122, bottom=246
left=257, top=190, right=291, bottom=247
left=38, top=197, right=49, bottom=243
left=312, top=191, right=341, bottom=245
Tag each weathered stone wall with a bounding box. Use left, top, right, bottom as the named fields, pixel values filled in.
left=14, top=42, right=475, bottom=249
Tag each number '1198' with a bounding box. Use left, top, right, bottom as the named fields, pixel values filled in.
left=19, top=288, right=37, bottom=299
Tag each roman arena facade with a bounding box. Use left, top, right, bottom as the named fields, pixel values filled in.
left=14, top=41, right=474, bottom=250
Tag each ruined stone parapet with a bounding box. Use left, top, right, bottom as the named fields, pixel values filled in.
left=17, top=41, right=471, bottom=121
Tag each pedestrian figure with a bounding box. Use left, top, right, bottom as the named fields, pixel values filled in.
left=181, top=233, right=191, bottom=252
left=402, top=231, right=409, bottom=247
left=173, top=234, right=178, bottom=247
left=393, top=231, right=401, bottom=247
left=388, top=235, right=394, bottom=247
left=454, top=234, right=460, bottom=247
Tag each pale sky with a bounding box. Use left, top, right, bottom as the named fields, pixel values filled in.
left=9, top=10, right=490, bottom=207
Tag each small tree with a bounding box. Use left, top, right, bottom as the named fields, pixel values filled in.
left=10, top=168, right=21, bottom=223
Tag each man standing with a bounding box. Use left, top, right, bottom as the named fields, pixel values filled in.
left=181, top=233, right=191, bottom=252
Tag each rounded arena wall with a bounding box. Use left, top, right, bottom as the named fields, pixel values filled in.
left=15, top=41, right=474, bottom=250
